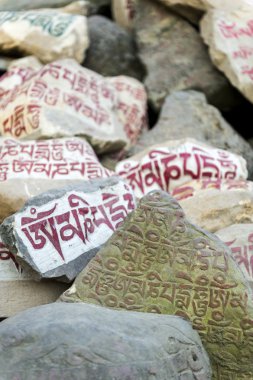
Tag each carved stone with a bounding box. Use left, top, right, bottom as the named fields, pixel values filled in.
left=0, top=302, right=212, bottom=379
left=116, top=138, right=248, bottom=198
left=216, top=224, right=253, bottom=291
left=60, top=190, right=253, bottom=379
left=0, top=177, right=135, bottom=281
left=0, top=237, right=68, bottom=317
left=134, top=0, right=238, bottom=111
left=0, top=10, right=89, bottom=63
left=133, top=91, right=253, bottom=178
left=0, top=59, right=147, bottom=154
left=201, top=4, right=253, bottom=104
left=0, top=137, right=113, bottom=223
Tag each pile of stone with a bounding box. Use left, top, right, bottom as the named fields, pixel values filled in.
left=1, top=1, right=253, bottom=379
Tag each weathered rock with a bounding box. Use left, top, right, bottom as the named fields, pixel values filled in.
left=172, top=178, right=253, bottom=200
left=84, top=16, right=144, bottom=80
left=0, top=137, right=113, bottom=222
left=216, top=224, right=253, bottom=291
left=201, top=6, right=253, bottom=104
left=60, top=190, right=253, bottom=379
left=157, top=0, right=206, bottom=11
left=134, top=0, right=238, bottom=112
left=0, top=302, right=212, bottom=380
left=116, top=138, right=248, bottom=198
left=0, top=0, right=82, bottom=11
left=0, top=10, right=89, bottom=64
left=0, top=177, right=135, bottom=281
left=156, top=0, right=252, bottom=11
left=170, top=4, right=203, bottom=25
left=180, top=188, right=253, bottom=232
left=134, top=91, right=253, bottom=178
left=0, top=59, right=147, bottom=154
left=0, top=238, right=68, bottom=317
left=112, top=0, right=136, bottom=30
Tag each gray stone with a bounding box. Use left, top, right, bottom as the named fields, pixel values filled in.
left=0, top=302, right=212, bottom=380
left=84, top=16, right=144, bottom=80
left=0, top=177, right=135, bottom=281
left=134, top=0, right=239, bottom=112
left=134, top=91, right=253, bottom=178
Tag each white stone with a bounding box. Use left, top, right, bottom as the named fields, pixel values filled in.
left=0, top=137, right=113, bottom=222
left=201, top=6, right=253, bottom=103
left=0, top=10, right=89, bottom=63
left=116, top=138, right=248, bottom=198
left=0, top=59, right=147, bottom=154
left=216, top=224, right=253, bottom=290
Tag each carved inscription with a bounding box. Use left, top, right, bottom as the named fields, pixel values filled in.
left=116, top=140, right=247, bottom=197
left=0, top=137, right=112, bottom=182
left=62, top=191, right=253, bottom=379
left=14, top=182, right=135, bottom=275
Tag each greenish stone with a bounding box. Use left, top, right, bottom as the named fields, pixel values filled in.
left=61, top=190, right=253, bottom=380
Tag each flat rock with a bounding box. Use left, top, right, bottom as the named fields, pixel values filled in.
left=216, top=224, right=253, bottom=291
left=0, top=10, right=89, bottom=64
left=112, top=0, right=136, bottom=29
left=180, top=187, right=253, bottom=232
left=60, top=190, right=253, bottom=379
left=0, top=302, right=211, bottom=380
left=156, top=0, right=253, bottom=11
left=0, top=137, right=113, bottom=222
left=116, top=138, right=248, bottom=198
left=0, top=238, right=68, bottom=317
left=0, top=177, right=135, bottom=281
left=172, top=178, right=253, bottom=200
left=84, top=15, right=144, bottom=80
left=201, top=6, right=253, bottom=104
left=134, top=0, right=238, bottom=112
left=0, top=59, right=147, bottom=154
left=134, top=91, right=253, bottom=178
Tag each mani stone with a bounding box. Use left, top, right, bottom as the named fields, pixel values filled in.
left=134, top=91, right=253, bottom=179
left=171, top=178, right=253, bottom=201
left=0, top=137, right=113, bottom=223
left=0, top=177, right=135, bottom=282
left=0, top=10, right=89, bottom=64
left=179, top=186, right=253, bottom=233
left=0, top=237, right=68, bottom=318
left=216, top=224, right=253, bottom=292
left=0, top=303, right=212, bottom=380
left=112, top=0, right=136, bottom=30
left=134, top=0, right=238, bottom=112
left=0, top=59, right=147, bottom=155
left=84, top=16, right=144, bottom=81
left=201, top=4, right=253, bottom=104
left=116, top=138, right=248, bottom=198
left=60, top=190, right=253, bottom=380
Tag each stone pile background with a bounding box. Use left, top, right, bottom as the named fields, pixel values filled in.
left=0, top=1, right=253, bottom=379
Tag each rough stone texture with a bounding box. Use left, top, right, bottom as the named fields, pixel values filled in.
left=169, top=4, right=203, bottom=25
left=112, top=0, right=136, bottom=30
left=0, top=10, right=89, bottom=64
left=180, top=188, right=253, bottom=232
left=0, top=59, right=147, bottom=154
left=0, top=237, right=68, bottom=317
left=134, top=0, right=239, bottom=112
left=116, top=138, right=248, bottom=198
left=201, top=6, right=253, bottom=105
left=60, top=190, right=253, bottom=379
left=134, top=91, right=253, bottom=178
left=0, top=302, right=212, bottom=380
left=216, top=224, right=253, bottom=291
left=0, top=137, right=113, bottom=223
left=156, top=0, right=252, bottom=11
left=84, top=16, right=144, bottom=80
left=171, top=178, right=253, bottom=200
left=0, top=177, right=135, bottom=281
left=157, top=0, right=206, bottom=11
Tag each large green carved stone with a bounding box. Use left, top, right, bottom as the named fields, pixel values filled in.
left=60, top=190, right=253, bottom=380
